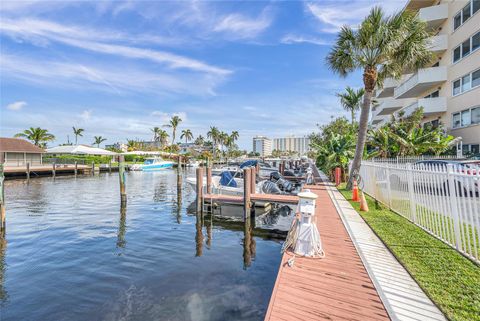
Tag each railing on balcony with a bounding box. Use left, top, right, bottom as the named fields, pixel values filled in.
left=394, top=67, right=447, bottom=99
left=419, top=4, right=448, bottom=29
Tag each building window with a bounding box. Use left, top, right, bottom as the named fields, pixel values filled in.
left=472, top=107, right=480, bottom=124
left=453, top=112, right=461, bottom=128
left=454, top=0, right=479, bottom=31
left=471, top=144, right=480, bottom=154
left=452, top=68, right=480, bottom=96
left=453, top=31, right=480, bottom=63
left=453, top=106, right=480, bottom=128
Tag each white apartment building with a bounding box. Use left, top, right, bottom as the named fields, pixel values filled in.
left=252, top=136, right=272, bottom=156
left=273, top=136, right=311, bottom=156
left=371, top=0, right=480, bottom=155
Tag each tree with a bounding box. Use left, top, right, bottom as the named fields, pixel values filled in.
left=164, top=115, right=182, bottom=145
left=327, top=7, right=432, bottom=188
left=72, top=127, right=84, bottom=145
left=14, top=127, right=55, bottom=147
left=151, top=127, right=161, bottom=141
left=180, top=129, right=193, bottom=144
left=157, top=129, right=169, bottom=148
left=311, top=132, right=356, bottom=175
left=93, top=136, right=107, bottom=148
left=230, top=131, right=239, bottom=142
left=195, top=135, right=205, bottom=146
left=207, top=126, right=220, bottom=159
left=336, top=87, right=364, bottom=124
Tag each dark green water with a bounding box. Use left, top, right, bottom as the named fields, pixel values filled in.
left=0, top=170, right=285, bottom=321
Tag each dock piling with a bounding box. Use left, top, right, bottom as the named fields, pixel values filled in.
left=206, top=167, right=212, bottom=194
left=250, top=167, right=256, bottom=194
left=243, top=168, right=252, bottom=220
left=91, top=161, right=95, bottom=175
left=26, top=162, right=30, bottom=181
left=196, top=167, right=204, bottom=213
left=109, top=160, right=112, bottom=173
left=52, top=162, right=56, bottom=178
left=118, top=156, right=127, bottom=204
left=0, top=163, right=5, bottom=232
left=74, top=161, right=78, bottom=177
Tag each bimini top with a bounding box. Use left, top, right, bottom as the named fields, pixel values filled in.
left=240, top=160, right=258, bottom=169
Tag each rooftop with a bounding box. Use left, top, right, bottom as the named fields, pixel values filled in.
left=0, top=137, right=45, bottom=153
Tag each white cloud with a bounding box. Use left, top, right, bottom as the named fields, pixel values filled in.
left=0, top=18, right=231, bottom=75
left=214, top=9, right=273, bottom=39
left=80, top=110, right=92, bottom=121
left=150, top=111, right=187, bottom=123
left=281, top=34, right=330, bottom=46
left=305, top=1, right=404, bottom=33
left=6, top=101, right=27, bottom=111
left=0, top=54, right=226, bottom=96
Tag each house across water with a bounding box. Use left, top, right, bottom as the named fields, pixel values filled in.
left=0, top=137, right=44, bottom=167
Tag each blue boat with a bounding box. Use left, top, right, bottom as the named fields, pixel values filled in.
left=130, top=157, right=175, bottom=171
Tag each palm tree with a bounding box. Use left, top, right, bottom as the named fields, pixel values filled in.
left=151, top=127, right=161, bottom=141
left=195, top=135, right=205, bottom=146
left=180, top=129, right=193, bottom=144
left=93, top=136, right=107, bottom=148
left=327, top=7, right=432, bottom=188
left=337, top=87, right=365, bottom=124
left=207, top=126, right=220, bottom=159
left=14, top=127, right=55, bottom=147
left=157, top=129, right=169, bottom=148
left=164, top=115, right=182, bottom=145
left=72, top=127, right=84, bottom=145
left=230, top=131, right=239, bottom=142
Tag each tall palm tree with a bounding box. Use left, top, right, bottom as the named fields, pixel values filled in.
left=230, top=131, right=239, bottom=142
left=327, top=7, right=432, bottom=188
left=151, top=127, right=161, bottom=141
left=72, top=127, right=84, bottom=145
left=337, top=87, right=365, bottom=124
left=14, top=127, right=55, bottom=147
left=207, top=126, right=220, bottom=159
left=93, top=136, right=107, bottom=148
left=164, top=115, right=182, bottom=145
left=180, top=129, right=193, bottom=144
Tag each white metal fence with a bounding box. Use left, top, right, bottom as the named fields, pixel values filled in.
left=358, top=161, right=480, bottom=263
left=368, top=155, right=463, bottom=164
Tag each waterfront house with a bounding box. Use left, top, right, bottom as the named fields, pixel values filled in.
left=0, top=137, right=45, bottom=166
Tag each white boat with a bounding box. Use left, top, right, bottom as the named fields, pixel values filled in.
left=130, top=157, right=175, bottom=171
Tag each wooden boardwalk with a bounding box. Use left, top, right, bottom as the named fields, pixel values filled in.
left=265, top=183, right=390, bottom=321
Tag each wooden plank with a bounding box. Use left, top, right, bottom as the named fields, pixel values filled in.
left=265, top=180, right=390, bottom=321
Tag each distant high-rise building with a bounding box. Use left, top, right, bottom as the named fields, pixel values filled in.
left=252, top=136, right=272, bottom=156
left=273, top=136, right=311, bottom=155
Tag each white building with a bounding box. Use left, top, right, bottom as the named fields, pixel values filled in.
left=273, top=136, right=311, bottom=156
left=252, top=136, right=272, bottom=156
left=371, top=0, right=480, bottom=155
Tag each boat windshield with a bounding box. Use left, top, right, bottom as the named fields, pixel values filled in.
left=144, top=158, right=156, bottom=165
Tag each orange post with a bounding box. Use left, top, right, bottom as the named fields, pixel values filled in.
left=352, top=179, right=360, bottom=202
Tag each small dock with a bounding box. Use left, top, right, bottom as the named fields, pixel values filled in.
left=264, top=182, right=390, bottom=321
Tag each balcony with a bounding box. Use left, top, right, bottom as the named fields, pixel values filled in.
left=394, top=66, right=447, bottom=99
left=371, top=114, right=390, bottom=126
left=429, top=34, right=448, bottom=54
left=376, top=98, right=415, bottom=116
left=419, top=4, right=448, bottom=29
left=402, top=97, right=447, bottom=117
left=376, top=78, right=401, bottom=98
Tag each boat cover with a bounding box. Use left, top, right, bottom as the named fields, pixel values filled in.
left=240, top=160, right=258, bottom=168
left=219, top=171, right=237, bottom=187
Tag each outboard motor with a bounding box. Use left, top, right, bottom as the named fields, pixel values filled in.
left=283, top=169, right=296, bottom=177
left=269, top=171, right=294, bottom=193
left=261, top=180, right=283, bottom=195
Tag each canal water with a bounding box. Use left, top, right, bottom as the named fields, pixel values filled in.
left=0, top=170, right=288, bottom=321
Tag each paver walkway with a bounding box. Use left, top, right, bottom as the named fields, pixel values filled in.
left=265, top=182, right=391, bottom=321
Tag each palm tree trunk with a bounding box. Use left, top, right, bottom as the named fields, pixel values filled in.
left=351, top=110, right=355, bottom=124
left=347, top=89, right=373, bottom=189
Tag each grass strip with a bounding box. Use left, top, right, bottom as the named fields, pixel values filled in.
left=338, top=184, right=480, bottom=321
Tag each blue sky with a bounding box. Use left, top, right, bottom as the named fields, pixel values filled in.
left=0, top=0, right=405, bottom=150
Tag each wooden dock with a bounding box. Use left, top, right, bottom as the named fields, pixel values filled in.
left=264, top=183, right=390, bottom=321
left=203, top=193, right=299, bottom=205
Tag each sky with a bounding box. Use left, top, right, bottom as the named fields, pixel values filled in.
left=0, top=0, right=406, bottom=150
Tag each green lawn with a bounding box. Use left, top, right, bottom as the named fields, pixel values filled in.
left=338, top=184, right=480, bottom=321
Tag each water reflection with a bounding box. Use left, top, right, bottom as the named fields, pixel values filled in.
left=176, top=169, right=182, bottom=224
left=195, top=211, right=204, bottom=257
left=116, top=204, right=127, bottom=249
left=243, top=214, right=255, bottom=269
left=0, top=236, right=7, bottom=305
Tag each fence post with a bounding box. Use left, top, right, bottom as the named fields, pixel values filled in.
left=385, top=165, right=392, bottom=209
left=406, top=163, right=417, bottom=223
left=447, top=164, right=462, bottom=250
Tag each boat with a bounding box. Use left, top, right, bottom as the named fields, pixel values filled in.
left=130, top=157, right=175, bottom=171
left=211, top=160, right=278, bottom=178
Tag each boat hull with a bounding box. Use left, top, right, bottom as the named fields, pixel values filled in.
left=142, top=162, right=175, bottom=171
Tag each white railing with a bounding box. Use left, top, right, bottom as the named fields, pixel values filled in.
left=368, top=155, right=463, bottom=163
left=358, top=161, right=480, bottom=263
